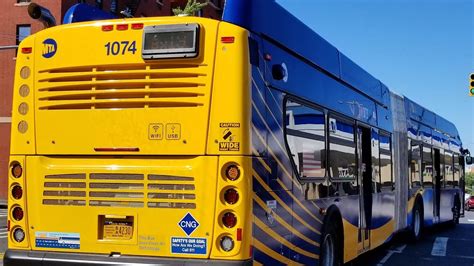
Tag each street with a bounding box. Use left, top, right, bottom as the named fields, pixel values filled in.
left=354, top=211, right=474, bottom=265
left=0, top=210, right=474, bottom=265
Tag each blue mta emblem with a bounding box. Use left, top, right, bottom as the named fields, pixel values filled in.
left=178, top=213, right=199, bottom=236
left=42, top=39, right=57, bottom=58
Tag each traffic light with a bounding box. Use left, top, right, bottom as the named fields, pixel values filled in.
left=470, top=73, right=474, bottom=96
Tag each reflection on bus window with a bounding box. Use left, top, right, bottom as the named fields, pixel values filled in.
left=453, top=153, right=460, bottom=187
left=285, top=100, right=326, bottom=180
left=445, top=151, right=453, bottom=187
left=328, top=117, right=358, bottom=196
left=379, top=133, right=392, bottom=191
left=410, top=142, right=421, bottom=188
left=372, top=129, right=381, bottom=193
left=422, top=146, right=433, bottom=187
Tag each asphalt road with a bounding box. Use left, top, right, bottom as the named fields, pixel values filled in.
left=353, top=211, right=474, bottom=266
left=0, top=209, right=473, bottom=265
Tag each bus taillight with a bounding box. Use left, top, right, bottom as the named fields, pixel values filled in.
left=12, top=206, right=24, bottom=221
left=224, top=188, right=239, bottom=205
left=225, top=164, right=240, bottom=181
left=222, top=212, right=237, bottom=228
left=11, top=185, right=23, bottom=200
left=12, top=227, right=25, bottom=243
left=220, top=236, right=234, bottom=252
left=11, top=163, right=22, bottom=178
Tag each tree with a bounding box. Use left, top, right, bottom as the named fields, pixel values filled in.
left=172, top=0, right=208, bottom=16
left=466, top=172, right=474, bottom=194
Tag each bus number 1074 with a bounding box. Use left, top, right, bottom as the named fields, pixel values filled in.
left=104, top=41, right=137, bottom=56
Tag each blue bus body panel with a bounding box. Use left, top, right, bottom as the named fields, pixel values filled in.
left=63, top=4, right=116, bottom=24
left=223, top=0, right=387, bottom=106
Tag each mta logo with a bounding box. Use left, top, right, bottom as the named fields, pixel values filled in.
left=178, top=213, right=199, bottom=236
left=42, top=39, right=57, bottom=58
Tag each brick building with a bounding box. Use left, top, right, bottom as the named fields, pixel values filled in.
left=0, top=0, right=224, bottom=201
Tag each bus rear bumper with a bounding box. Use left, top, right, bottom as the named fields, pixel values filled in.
left=4, top=249, right=252, bottom=266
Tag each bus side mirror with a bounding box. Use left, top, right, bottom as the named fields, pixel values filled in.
left=466, top=156, right=473, bottom=165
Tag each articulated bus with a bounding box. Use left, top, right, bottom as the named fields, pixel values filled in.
left=5, top=0, right=472, bottom=265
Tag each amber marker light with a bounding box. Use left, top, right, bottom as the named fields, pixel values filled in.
left=11, top=163, right=22, bottom=178
left=225, top=164, right=240, bottom=181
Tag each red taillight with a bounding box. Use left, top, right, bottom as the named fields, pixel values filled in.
left=116, top=24, right=129, bottom=31
left=221, top=36, right=235, bottom=43
left=222, top=212, right=237, bottom=228
left=11, top=163, right=22, bottom=178
left=131, top=23, right=143, bottom=30
left=12, top=206, right=23, bottom=221
left=21, top=47, right=32, bottom=54
left=224, top=188, right=239, bottom=205
left=225, top=165, right=240, bottom=181
left=11, top=185, right=23, bottom=200
left=102, top=25, right=113, bottom=31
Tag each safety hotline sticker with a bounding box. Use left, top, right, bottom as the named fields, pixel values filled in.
left=35, top=231, right=80, bottom=249
left=171, top=237, right=207, bottom=255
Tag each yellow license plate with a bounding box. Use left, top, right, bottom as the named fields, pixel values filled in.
left=103, top=224, right=133, bottom=240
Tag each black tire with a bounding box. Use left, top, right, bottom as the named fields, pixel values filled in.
left=320, top=214, right=343, bottom=266
left=409, top=200, right=423, bottom=241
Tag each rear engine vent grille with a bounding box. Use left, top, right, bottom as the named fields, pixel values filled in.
left=42, top=173, right=196, bottom=209
left=37, top=63, right=208, bottom=110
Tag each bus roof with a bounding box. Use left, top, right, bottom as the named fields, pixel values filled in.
left=222, top=0, right=462, bottom=143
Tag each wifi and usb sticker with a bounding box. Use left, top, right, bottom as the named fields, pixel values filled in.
left=148, top=123, right=181, bottom=140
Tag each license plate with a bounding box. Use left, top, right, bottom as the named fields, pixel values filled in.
left=103, top=223, right=133, bottom=240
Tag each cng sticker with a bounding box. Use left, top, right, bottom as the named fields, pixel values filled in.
left=178, top=213, right=199, bottom=236
left=42, top=39, right=57, bottom=58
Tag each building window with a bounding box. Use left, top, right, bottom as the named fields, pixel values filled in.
left=285, top=99, right=326, bottom=181
left=17, top=0, right=31, bottom=3
left=16, top=25, right=31, bottom=45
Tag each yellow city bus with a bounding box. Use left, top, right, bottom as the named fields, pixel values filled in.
left=7, top=13, right=255, bottom=265
left=5, top=0, right=471, bottom=265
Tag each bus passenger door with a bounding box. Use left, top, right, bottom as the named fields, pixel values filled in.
left=357, top=126, right=372, bottom=251
left=433, top=148, right=441, bottom=220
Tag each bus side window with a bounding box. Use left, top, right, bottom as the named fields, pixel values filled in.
left=328, top=116, right=358, bottom=197
left=422, top=146, right=433, bottom=187
left=372, top=129, right=381, bottom=193
left=379, top=133, right=393, bottom=192
left=284, top=99, right=327, bottom=199
left=444, top=151, right=453, bottom=187
left=453, top=153, right=460, bottom=187
left=410, top=142, right=422, bottom=188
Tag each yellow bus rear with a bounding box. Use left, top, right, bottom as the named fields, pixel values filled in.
left=7, top=17, right=252, bottom=265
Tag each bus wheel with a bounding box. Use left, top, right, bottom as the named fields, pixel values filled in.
left=410, top=201, right=423, bottom=241
left=320, top=217, right=342, bottom=266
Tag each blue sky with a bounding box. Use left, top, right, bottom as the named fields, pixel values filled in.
left=275, top=0, right=474, bottom=155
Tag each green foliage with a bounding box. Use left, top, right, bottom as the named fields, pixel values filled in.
left=173, top=0, right=208, bottom=16
left=466, top=172, right=474, bottom=194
